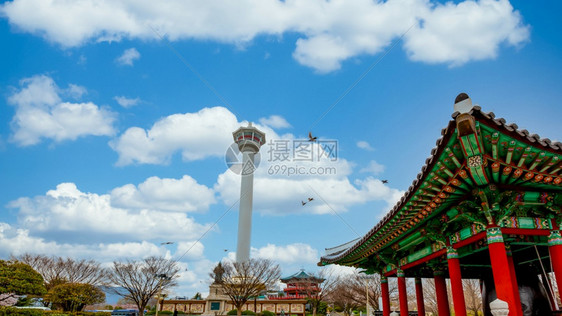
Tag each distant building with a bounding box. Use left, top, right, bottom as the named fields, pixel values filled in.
left=271, top=270, right=324, bottom=300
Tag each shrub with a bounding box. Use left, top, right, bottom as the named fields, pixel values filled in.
left=261, top=311, right=275, bottom=316
left=0, top=307, right=44, bottom=316
left=146, top=311, right=173, bottom=316
left=0, top=307, right=112, bottom=316
left=227, top=310, right=255, bottom=316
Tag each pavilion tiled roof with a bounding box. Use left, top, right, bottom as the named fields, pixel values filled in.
left=281, top=269, right=323, bottom=282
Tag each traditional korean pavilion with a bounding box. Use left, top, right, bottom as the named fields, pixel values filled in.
left=319, top=94, right=562, bottom=316
left=278, top=270, right=324, bottom=299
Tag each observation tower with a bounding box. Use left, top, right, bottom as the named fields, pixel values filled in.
left=232, top=123, right=266, bottom=262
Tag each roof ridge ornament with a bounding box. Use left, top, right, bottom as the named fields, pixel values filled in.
left=454, top=92, right=473, bottom=114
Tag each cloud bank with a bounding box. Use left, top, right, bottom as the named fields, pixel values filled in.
left=1, top=0, right=529, bottom=72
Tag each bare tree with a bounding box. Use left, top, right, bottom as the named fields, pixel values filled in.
left=421, top=278, right=438, bottom=316
left=325, top=276, right=362, bottom=316
left=297, top=269, right=338, bottom=316
left=463, top=279, right=482, bottom=315
left=220, top=259, right=281, bottom=316
left=343, top=273, right=378, bottom=312
left=321, top=269, right=399, bottom=315
left=343, top=271, right=400, bottom=313
left=15, top=253, right=108, bottom=290
left=108, top=256, right=180, bottom=316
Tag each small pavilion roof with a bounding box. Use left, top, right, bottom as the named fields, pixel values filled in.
left=319, top=104, right=562, bottom=268
left=281, top=269, right=323, bottom=282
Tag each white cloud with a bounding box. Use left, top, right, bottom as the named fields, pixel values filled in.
left=174, top=241, right=205, bottom=261
left=0, top=222, right=164, bottom=260
left=7, top=74, right=116, bottom=146
left=116, top=48, right=141, bottom=66
left=403, top=0, right=530, bottom=66
left=0, top=220, right=216, bottom=300
left=110, top=105, right=402, bottom=218
left=66, top=84, right=87, bottom=99
left=217, top=132, right=400, bottom=216
left=360, top=160, right=385, bottom=174
left=259, top=115, right=291, bottom=129
left=0, top=0, right=530, bottom=72
left=319, top=263, right=358, bottom=278
left=109, top=106, right=279, bottom=166
left=112, top=105, right=403, bottom=215
left=215, top=169, right=402, bottom=216
left=171, top=259, right=214, bottom=296
left=252, top=243, right=319, bottom=264
left=1, top=174, right=221, bottom=298
left=114, top=96, right=140, bottom=108
left=356, top=141, right=373, bottom=151
left=110, top=175, right=216, bottom=212
left=8, top=182, right=213, bottom=241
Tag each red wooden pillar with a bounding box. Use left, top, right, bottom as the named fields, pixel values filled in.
left=381, top=274, right=391, bottom=316
left=505, top=245, right=523, bottom=316
left=487, top=227, right=522, bottom=316
left=447, top=247, right=467, bottom=316
left=548, top=229, right=562, bottom=306
left=434, top=270, right=450, bottom=316
left=414, top=277, right=425, bottom=316
left=397, top=269, right=408, bottom=316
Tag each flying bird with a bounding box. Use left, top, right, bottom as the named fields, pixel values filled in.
left=160, top=241, right=174, bottom=245
left=224, top=249, right=228, bottom=252
left=382, top=180, right=388, bottom=184
left=301, top=201, right=307, bottom=206
left=307, top=197, right=314, bottom=202
left=308, top=132, right=318, bottom=142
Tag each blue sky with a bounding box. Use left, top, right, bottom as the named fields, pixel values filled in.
left=0, top=0, right=561, bottom=298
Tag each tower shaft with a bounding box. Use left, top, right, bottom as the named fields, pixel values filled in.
left=232, top=123, right=265, bottom=263
left=236, top=151, right=255, bottom=262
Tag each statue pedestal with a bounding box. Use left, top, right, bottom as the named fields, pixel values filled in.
left=203, top=283, right=229, bottom=316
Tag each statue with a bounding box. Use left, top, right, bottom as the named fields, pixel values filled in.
left=211, top=262, right=225, bottom=284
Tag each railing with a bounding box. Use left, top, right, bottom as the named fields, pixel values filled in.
left=284, top=286, right=320, bottom=291
left=268, top=295, right=308, bottom=300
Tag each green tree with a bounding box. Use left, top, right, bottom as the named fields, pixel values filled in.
left=15, top=295, right=34, bottom=306
left=0, top=260, right=46, bottom=304
left=46, top=282, right=105, bottom=311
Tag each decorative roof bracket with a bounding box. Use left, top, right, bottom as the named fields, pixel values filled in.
left=455, top=94, right=489, bottom=187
